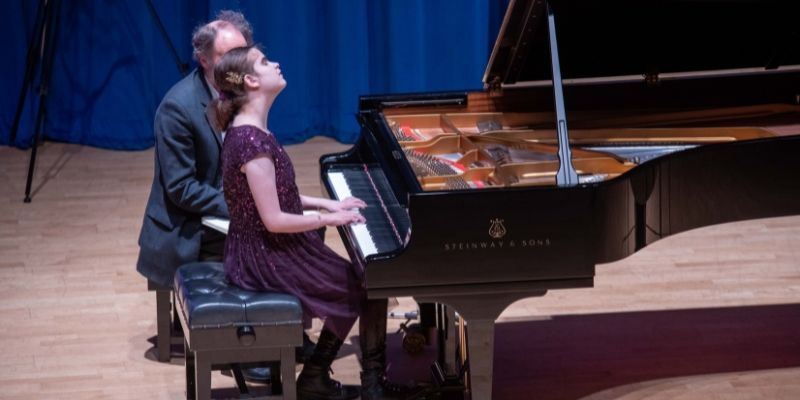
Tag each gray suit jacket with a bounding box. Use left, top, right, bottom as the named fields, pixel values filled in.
left=136, top=68, right=229, bottom=287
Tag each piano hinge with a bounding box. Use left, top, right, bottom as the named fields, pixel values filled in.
left=643, top=71, right=660, bottom=87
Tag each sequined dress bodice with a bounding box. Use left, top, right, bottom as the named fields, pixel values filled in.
left=220, top=124, right=362, bottom=339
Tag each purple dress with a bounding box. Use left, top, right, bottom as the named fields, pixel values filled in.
left=221, top=124, right=364, bottom=340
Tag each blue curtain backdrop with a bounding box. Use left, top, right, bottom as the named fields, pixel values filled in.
left=2, top=0, right=508, bottom=149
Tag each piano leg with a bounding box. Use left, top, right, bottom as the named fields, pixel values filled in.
left=464, top=318, right=495, bottom=400
left=417, top=290, right=547, bottom=400
left=445, top=305, right=459, bottom=376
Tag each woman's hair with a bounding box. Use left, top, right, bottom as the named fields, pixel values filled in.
left=210, top=45, right=257, bottom=132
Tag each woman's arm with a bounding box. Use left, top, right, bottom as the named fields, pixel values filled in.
left=244, top=155, right=365, bottom=233
left=300, top=195, right=337, bottom=211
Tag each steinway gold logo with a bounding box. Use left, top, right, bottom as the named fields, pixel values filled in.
left=443, top=238, right=551, bottom=252
left=442, top=218, right=551, bottom=252
left=488, top=218, right=507, bottom=239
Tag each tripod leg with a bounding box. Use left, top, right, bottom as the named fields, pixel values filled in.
left=24, top=0, right=62, bottom=203
left=24, top=106, right=46, bottom=203
left=10, top=0, right=48, bottom=146
left=145, top=0, right=189, bottom=76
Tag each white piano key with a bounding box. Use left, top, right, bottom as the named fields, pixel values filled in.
left=327, top=171, right=379, bottom=257
left=201, top=216, right=230, bottom=234
left=328, top=172, right=353, bottom=200
left=351, top=223, right=378, bottom=257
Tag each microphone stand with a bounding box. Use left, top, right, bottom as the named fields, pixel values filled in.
left=9, top=0, right=61, bottom=203
left=9, top=0, right=188, bottom=202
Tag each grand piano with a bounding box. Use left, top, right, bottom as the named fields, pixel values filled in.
left=320, top=0, right=800, bottom=398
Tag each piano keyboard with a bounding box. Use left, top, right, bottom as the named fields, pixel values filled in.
left=327, top=165, right=410, bottom=259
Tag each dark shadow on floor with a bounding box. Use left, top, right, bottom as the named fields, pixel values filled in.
left=27, top=142, right=80, bottom=200
left=385, top=303, right=800, bottom=400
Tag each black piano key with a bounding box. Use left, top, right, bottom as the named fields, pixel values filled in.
left=334, top=166, right=410, bottom=255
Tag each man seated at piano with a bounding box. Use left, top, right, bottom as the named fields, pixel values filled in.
left=210, top=45, right=423, bottom=400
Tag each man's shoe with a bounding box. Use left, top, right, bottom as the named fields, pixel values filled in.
left=220, top=365, right=272, bottom=384
left=222, top=364, right=283, bottom=395
left=242, top=366, right=272, bottom=384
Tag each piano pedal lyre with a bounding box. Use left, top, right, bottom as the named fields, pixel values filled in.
left=390, top=309, right=428, bottom=354
left=423, top=309, right=468, bottom=400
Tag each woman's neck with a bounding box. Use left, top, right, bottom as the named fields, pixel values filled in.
left=233, top=95, right=274, bottom=132
left=232, top=113, right=267, bottom=132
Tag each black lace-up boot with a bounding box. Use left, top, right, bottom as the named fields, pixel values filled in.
left=297, top=328, right=360, bottom=400
left=296, top=331, right=316, bottom=364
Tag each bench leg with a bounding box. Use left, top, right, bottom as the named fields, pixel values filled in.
left=194, top=351, right=212, bottom=400
left=280, top=347, right=297, bottom=400
left=155, top=287, right=172, bottom=362
left=172, top=291, right=184, bottom=337
left=185, top=339, right=195, bottom=400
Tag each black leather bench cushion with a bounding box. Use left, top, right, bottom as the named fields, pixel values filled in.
left=174, top=261, right=303, bottom=330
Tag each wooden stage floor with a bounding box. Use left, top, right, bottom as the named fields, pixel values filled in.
left=1, top=139, right=798, bottom=399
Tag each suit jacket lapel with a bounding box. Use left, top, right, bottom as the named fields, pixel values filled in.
left=196, top=70, right=223, bottom=149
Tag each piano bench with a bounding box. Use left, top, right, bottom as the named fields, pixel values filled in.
left=174, top=261, right=303, bottom=400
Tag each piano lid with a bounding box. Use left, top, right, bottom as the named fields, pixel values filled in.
left=484, top=0, right=800, bottom=87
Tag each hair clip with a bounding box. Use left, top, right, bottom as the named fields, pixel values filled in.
left=225, top=71, right=243, bottom=85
